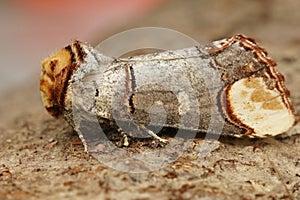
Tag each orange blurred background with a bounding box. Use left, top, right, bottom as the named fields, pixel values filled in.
left=0, top=0, right=166, bottom=96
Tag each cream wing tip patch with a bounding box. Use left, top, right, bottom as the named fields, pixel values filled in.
left=226, top=77, right=295, bottom=137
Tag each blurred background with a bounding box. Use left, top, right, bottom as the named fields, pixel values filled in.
left=0, top=0, right=166, bottom=96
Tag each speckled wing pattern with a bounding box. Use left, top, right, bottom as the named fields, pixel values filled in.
left=40, top=34, right=295, bottom=141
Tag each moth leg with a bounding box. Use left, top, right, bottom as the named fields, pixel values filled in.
left=139, top=125, right=169, bottom=144
left=117, top=128, right=129, bottom=147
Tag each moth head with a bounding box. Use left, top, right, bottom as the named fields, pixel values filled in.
left=40, top=43, right=81, bottom=117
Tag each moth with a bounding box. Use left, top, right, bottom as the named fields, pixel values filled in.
left=40, top=34, right=295, bottom=149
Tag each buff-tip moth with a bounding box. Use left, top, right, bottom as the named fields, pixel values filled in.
left=40, top=34, right=295, bottom=149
